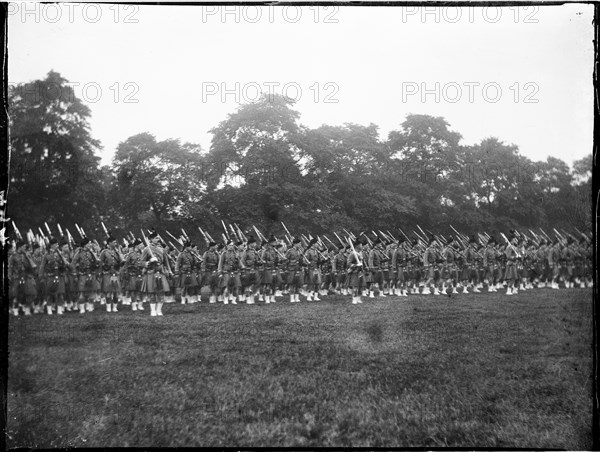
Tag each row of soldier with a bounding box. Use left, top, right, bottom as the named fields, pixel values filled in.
left=8, top=226, right=593, bottom=316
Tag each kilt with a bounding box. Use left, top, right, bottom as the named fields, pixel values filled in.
left=261, top=269, right=276, bottom=285
left=77, top=273, right=101, bottom=292
left=141, top=271, right=170, bottom=293
left=286, top=269, right=305, bottom=286
left=66, top=274, right=78, bottom=293
left=551, top=264, right=561, bottom=278
left=347, top=270, right=365, bottom=288
left=363, top=269, right=372, bottom=284
left=335, top=271, right=346, bottom=285
left=383, top=269, right=395, bottom=282
left=101, top=273, right=122, bottom=293
left=321, top=271, right=332, bottom=287
left=483, top=265, right=495, bottom=280
left=406, top=265, right=418, bottom=281
left=10, top=275, right=38, bottom=299
left=126, top=274, right=144, bottom=292
left=370, top=268, right=384, bottom=284
left=305, top=268, right=321, bottom=285
left=560, top=264, right=574, bottom=278
left=219, top=272, right=241, bottom=289
left=424, top=266, right=435, bottom=280
left=241, top=269, right=260, bottom=288
left=202, top=271, right=219, bottom=290
left=45, top=275, right=66, bottom=296
left=179, top=272, right=199, bottom=288
left=504, top=262, right=518, bottom=281
left=396, top=267, right=406, bottom=283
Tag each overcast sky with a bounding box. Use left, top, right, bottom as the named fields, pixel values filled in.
left=8, top=3, right=594, bottom=166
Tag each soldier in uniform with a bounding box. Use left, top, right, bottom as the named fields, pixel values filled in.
left=202, top=241, right=221, bottom=304
left=140, top=231, right=173, bottom=316
left=422, top=236, right=439, bottom=295
left=441, top=236, right=460, bottom=295
left=259, top=236, right=279, bottom=303
left=71, top=237, right=100, bottom=313
left=482, top=237, right=498, bottom=292
left=175, top=239, right=200, bottom=304
left=304, top=242, right=321, bottom=301
left=240, top=236, right=260, bottom=304
left=218, top=240, right=242, bottom=304
left=347, top=240, right=365, bottom=304
left=31, top=242, right=45, bottom=313
left=8, top=240, right=38, bottom=316
left=548, top=238, right=562, bottom=289
left=560, top=237, right=577, bottom=288
left=391, top=237, right=408, bottom=297
left=59, top=239, right=76, bottom=311
left=39, top=237, right=68, bottom=315
left=504, top=237, right=520, bottom=295
left=368, top=238, right=387, bottom=297
left=124, top=238, right=145, bottom=311
left=284, top=237, right=305, bottom=302
left=99, top=235, right=123, bottom=313
left=332, top=244, right=348, bottom=295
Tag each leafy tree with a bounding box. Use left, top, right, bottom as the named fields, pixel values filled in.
left=8, top=71, right=104, bottom=230
left=386, top=114, right=464, bottom=231
left=111, top=133, right=205, bottom=230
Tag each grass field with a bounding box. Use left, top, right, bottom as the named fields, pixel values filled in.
left=7, top=288, right=593, bottom=448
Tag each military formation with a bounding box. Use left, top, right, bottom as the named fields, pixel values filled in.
left=7, top=221, right=593, bottom=317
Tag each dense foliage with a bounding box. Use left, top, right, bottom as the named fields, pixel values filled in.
left=8, top=72, right=592, bottom=240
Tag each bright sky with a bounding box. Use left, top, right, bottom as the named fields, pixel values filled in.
left=8, top=3, right=594, bottom=167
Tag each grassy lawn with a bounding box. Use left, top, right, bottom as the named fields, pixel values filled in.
left=7, top=288, right=593, bottom=448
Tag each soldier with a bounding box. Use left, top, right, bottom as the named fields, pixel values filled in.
left=202, top=241, right=220, bottom=304
left=561, top=237, right=577, bottom=288
left=548, top=238, right=562, bottom=289
left=332, top=244, right=348, bottom=295
left=59, top=239, right=77, bottom=311
left=482, top=237, right=498, bottom=292
left=71, top=237, right=100, bottom=313
left=347, top=240, right=365, bottom=304
left=535, top=238, right=549, bottom=288
left=383, top=239, right=396, bottom=296
left=406, top=239, right=421, bottom=294
left=175, top=239, right=200, bottom=304
left=391, top=238, right=408, bottom=297
left=368, top=238, right=387, bottom=297
left=39, top=237, right=68, bottom=315
left=240, top=236, right=260, bottom=304
left=30, top=242, right=45, bottom=313
left=99, top=235, right=123, bottom=313
left=140, top=231, right=173, bottom=316
left=285, top=237, right=305, bottom=302
left=8, top=240, right=38, bottom=316
left=218, top=240, right=242, bottom=304
left=320, top=245, right=335, bottom=296
left=441, top=236, right=460, bottom=295
left=504, top=237, right=520, bottom=295
left=124, top=238, right=145, bottom=311
left=259, top=236, right=279, bottom=303
left=422, top=236, right=439, bottom=295
left=304, top=241, right=321, bottom=301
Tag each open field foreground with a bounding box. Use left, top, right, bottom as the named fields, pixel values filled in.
left=7, top=288, right=593, bottom=448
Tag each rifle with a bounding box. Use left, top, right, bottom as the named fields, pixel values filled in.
left=333, top=231, right=346, bottom=248
left=11, top=221, right=23, bottom=240
left=221, top=220, right=230, bottom=241
left=347, top=237, right=363, bottom=269
left=197, top=227, right=210, bottom=246
left=44, top=222, right=52, bottom=237
left=234, top=224, right=247, bottom=243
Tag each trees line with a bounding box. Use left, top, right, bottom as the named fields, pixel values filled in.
left=7, top=71, right=591, bottom=243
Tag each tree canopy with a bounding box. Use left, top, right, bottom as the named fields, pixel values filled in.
left=7, top=71, right=593, bottom=242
